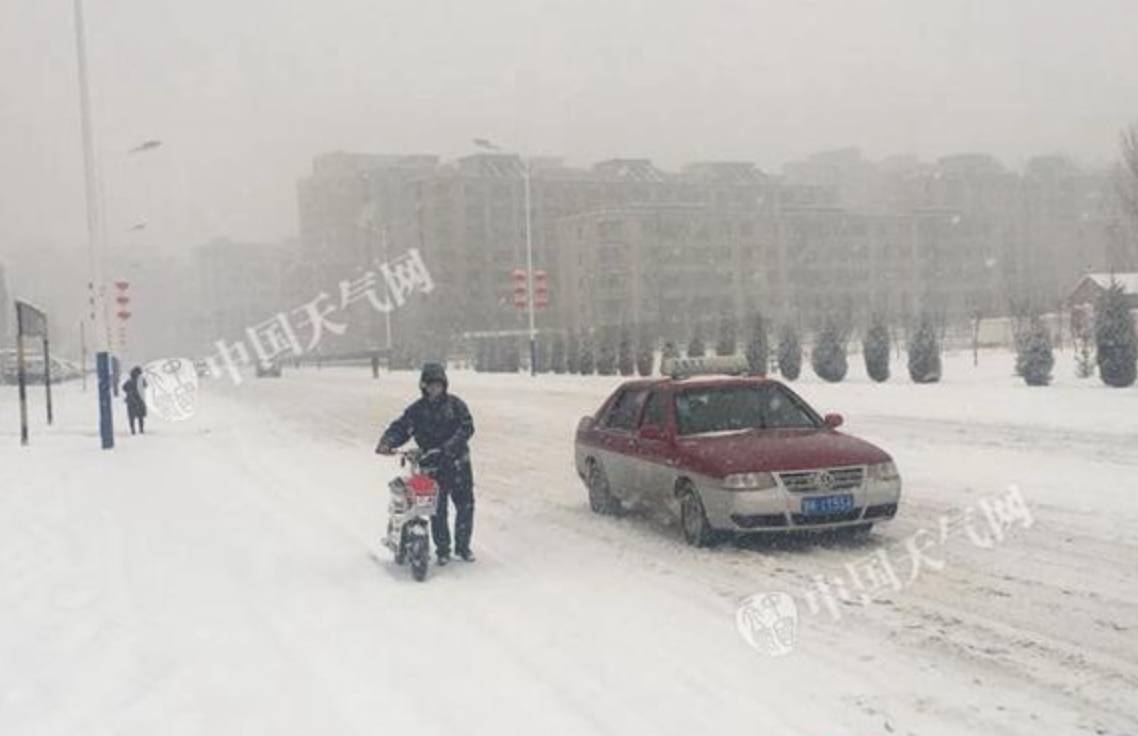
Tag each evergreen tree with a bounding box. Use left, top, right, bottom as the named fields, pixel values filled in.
left=1072, top=308, right=1095, bottom=379
left=1018, top=316, right=1054, bottom=386
left=811, top=318, right=849, bottom=382
left=744, top=312, right=769, bottom=374
left=537, top=334, right=552, bottom=374
left=715, top=312, right=737, bottom=356
left=1095, top=281, right=1138, bottom=387
left=597, top=328, right=618, bottom=375
left=474, top=339, right=486, bottom=373
left=579, top=331, right=596, bottom=375
left=687, top=325, right=706, bottom=357
left=505, top=337, right=521, bottom=373
left=618, top=324, right=635, bottom=375
left=908, top=311, right=942, bottom=384
left=863, top=314, right=891, bottom=383
left=635, top=325, right=654, bottom=376
left=566, top=330, right=580, bottom=374
left=552, top=332, right=567, bottom=374
left=660, top=340, right=680, bottom=374
left=777, top=324, right=802, bottom=380
left=486, top=338, right=500, bottom=372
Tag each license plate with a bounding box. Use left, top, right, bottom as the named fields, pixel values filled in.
left=801, top=494, right=854, bottom=515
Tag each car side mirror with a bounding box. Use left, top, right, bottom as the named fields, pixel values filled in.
left=638, top=425, right=668, bottom=441
left=823, top=413, right=844, bottom=429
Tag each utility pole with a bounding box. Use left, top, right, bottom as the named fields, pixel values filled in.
left=80, top=318, right=87, bottom=392
left=523, top=160, right=537, bottom=376
left=382, top=226, right=393, bottom=352
left=473, top=138, right=539, bottom=375
left=73, top=0, right=113, bottom=448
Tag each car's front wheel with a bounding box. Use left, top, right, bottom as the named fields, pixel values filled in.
left=679, top=484, right=716, bottom=547
left=587, top=461, right=621, bottom=515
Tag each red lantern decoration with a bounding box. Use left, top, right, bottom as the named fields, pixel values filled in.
left=511, top=268, right=528, bottom=309
left=533, top=270, right=549, bottom=309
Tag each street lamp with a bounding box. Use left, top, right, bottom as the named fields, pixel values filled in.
left=73, top=0, right=165, bottom=448
left=71, top=0, right=119, bottom=448
left=473, top=137, right=537, bottom=375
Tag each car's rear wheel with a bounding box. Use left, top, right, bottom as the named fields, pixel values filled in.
left=679, top=484, right=716, bottom=547
left=587, top=461, right=621, bottom=515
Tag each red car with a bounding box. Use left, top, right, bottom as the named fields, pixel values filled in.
left=574, top=357, right=902, bottom=545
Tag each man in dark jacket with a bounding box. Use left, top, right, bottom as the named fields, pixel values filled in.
left=376, top=362, right=475, bottom=564
left=123, top=366, right=147, bottom=435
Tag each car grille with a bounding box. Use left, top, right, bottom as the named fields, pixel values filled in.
left=777, top=466, right=864, bottom=493
left=791, top=508, right=863, bottom=526
left=730, top=513, right=789, bottom=529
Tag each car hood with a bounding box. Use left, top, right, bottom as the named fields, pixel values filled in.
left=675, top=428, right=890, bottom=478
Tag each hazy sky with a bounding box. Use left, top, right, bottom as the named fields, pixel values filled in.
left=2, top=0, right=1136, bottom=260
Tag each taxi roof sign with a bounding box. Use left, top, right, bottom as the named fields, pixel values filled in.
left=661, top=354, right=753, bottom=379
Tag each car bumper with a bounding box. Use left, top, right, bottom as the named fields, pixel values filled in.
left=697, top=476, right=902, bottom=532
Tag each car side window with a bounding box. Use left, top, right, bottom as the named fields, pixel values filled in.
left=640, top=391, right=667, bottom=429
left=763, top=385, right=818, bottom=429
left=604, top=389, right=646, bottom=432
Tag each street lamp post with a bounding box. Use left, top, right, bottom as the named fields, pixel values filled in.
left=73, top=0, right=163, bottom=448
left=72, top=0, right=114, bottom=449
left=522, top=159, right=537, bottom=376
left=474, top=138, right=538, bottom=375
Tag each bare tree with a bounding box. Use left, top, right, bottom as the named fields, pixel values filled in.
left=1116, top=123, right=1138, bottom=268
left=1122, top=124, right=1138, bottom=220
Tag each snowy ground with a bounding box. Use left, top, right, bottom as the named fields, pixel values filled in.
left=2, top=349, right=1137, bottom=736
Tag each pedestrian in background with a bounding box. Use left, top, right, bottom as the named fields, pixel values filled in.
left=123, top=366, right=147, bottom=435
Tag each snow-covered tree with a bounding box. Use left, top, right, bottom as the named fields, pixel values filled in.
left=578, top=331, right=595, bottom=375
left=551, top=332, right=567, bottom=374
left=811, top=319, right=848, bottom=382
left=618, top=324, right=635, bottom=376
left=1072, top=307, right=1095, bottom=379
left=863, top=314, right=891, bottom=383
left=504, top=337, right=521, bottom=373
left=1017, top=316, right=1054, bottom=386
left=1095, top=280, right=1137, bottom=387
left=537, top=335, right=552, bottom=374
left=715, top=312, right=737, bottom=356
left=777, top=324, right=801, bottom=380
left=744, top=312, right=769, bottom=374
left=635, top=325, right=654, bottom=376
left=660, top=340, right=680, bottom=374
left=908, top=311, right=942, bottom=384
left=474, top=339, right=487, bottom=373
left=566, top=330, right=580, bottom=374
left=596, top=329, right=617, bottom=375
left=687, top=325, right=706, bottom=357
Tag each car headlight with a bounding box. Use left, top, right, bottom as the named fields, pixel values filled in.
left=722, top=472, right=778, bottom=490
left=867, top=461, right=900, bottom=482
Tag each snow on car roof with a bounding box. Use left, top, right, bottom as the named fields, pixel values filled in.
left=617, top=373, right=776, bottom=391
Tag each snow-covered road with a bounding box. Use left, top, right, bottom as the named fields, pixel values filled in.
left=3, top=350, right=1137, bottom=735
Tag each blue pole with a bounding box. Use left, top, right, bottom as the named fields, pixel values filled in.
left=97, top=351, right=114, bottom=449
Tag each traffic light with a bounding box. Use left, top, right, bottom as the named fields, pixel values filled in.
left=511, top=268, right=527, bottom=309
left=533, top=270, right=549, bottom=309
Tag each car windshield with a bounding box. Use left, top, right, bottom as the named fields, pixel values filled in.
left=675, top=385, right=819, bottom=435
